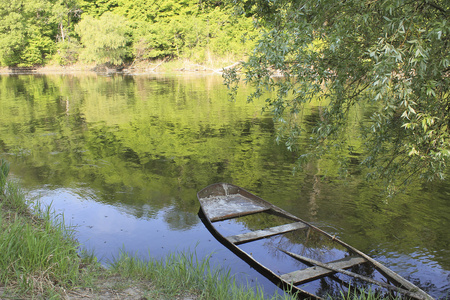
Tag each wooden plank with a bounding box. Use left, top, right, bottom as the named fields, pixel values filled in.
left=210, top=207, right=270, bottom=222
left=200, top=194, right=271, bottom=222
left=280, top=255, right=367, bottom=284
left=226, top=222, right=309, bottom=245
left=280, top=250, right=427, bottom=299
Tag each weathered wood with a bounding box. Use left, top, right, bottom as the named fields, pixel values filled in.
left=280, top=249, right=429, bottom=300
left=210, top=207, right=270, bottom=222
left=280, top=255, right=367, bottom=284
left=197, top=183, right=435, bottom=300
left=199, top=193, right=271, bottom=222
left=226, top=222, right=308, bottom=245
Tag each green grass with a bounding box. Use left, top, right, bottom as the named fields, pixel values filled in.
left=109, top=249, right=298, bottom=300
left=0, top=159, right=97, bottom=298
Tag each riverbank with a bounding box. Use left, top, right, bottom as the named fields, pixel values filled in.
left=0, top=59, right=238, bottom=76
left=0, top=159, right=297, bottom=300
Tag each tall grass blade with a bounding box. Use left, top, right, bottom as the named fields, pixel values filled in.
left=0, top=158, right=10, bottom=193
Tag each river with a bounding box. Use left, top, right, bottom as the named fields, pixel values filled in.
left=0, top=73, right=448, bottom=298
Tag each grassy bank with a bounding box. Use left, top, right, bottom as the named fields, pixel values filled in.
left=0, top=158, right=297, bottom=299
left=0, top=158, right=97, bottom=298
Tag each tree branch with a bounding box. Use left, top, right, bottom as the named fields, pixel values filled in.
left=424, top=1, right=448, bottom=14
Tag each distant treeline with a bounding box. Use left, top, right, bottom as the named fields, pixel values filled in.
left=0, top=0, right=257, bottom=67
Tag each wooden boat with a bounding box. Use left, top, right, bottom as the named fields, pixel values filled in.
left=197, top=183, right=434, bottom=300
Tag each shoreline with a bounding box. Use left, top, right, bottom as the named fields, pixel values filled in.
left=0, top=60, right=235, bottom=76
left=0, top=159, right=292, bottom=300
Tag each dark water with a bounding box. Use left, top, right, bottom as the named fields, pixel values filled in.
left=0, top=74, right=448, bottom=298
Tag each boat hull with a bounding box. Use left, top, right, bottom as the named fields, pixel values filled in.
left=197, top=183, right=433, bottom=300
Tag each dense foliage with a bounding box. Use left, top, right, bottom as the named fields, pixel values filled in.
left=1, top=0, right=449, bottom=192
left=225, top=0, right=450, bottom=191
left=0, top=0, right=255, bottom=67
left=0, top=0, right=57, bottom=66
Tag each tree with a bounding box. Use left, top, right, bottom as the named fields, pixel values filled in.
left=50, top=0, right=83, bottom=65
left=78, top=0, right=119, bottom=18
left=225, top=0, right=450, bottom=192
left=49, top=0, right=82, bottom=43
left=125, top=1, right=256, bottom=61
left=0, top=0, right=56, bottom=66
left=75, top=12, right=130, bottom=65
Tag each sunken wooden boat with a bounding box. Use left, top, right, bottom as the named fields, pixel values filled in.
left=197, top=183, right=433, bottom=300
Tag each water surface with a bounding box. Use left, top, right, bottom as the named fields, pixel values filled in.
left=0, top=74, right=448, bottom=298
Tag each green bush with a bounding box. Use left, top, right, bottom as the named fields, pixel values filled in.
left=53, top=40, right=81, bottom=66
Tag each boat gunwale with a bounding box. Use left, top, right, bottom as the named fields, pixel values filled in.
left=197, top=183, right=434, bottom=300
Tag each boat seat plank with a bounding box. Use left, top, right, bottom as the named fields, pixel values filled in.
left=210, top=207, right=270, bottom=222
left=200, top=194, right=271, bottom=222
left=226, top=222, right=309, bottom=245
left=280, top=256, right=367, bottom=285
